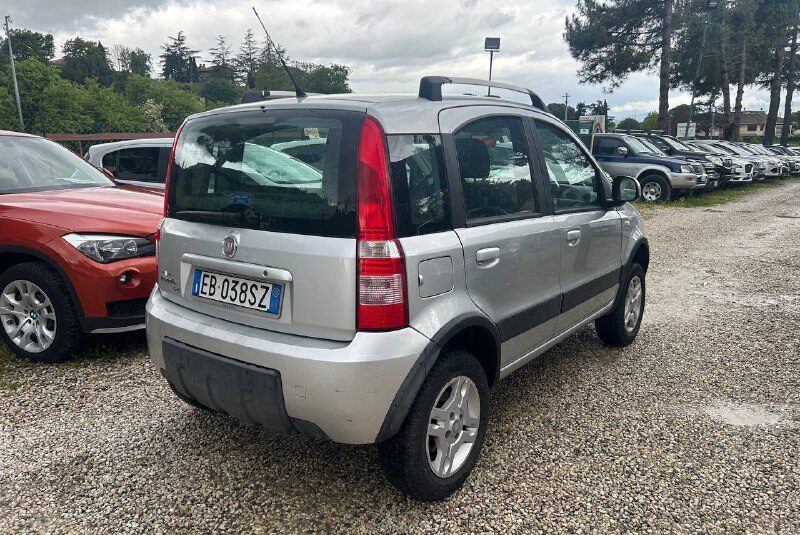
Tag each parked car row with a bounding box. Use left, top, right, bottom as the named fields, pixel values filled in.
left=592, top=130, right=798, bottom=202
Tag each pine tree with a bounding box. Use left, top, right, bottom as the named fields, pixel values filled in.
left=235, top=29, right=260, bottom=89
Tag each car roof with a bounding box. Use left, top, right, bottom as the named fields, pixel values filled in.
left=0, top=130, right=37, bottom=138
left=87, top=138, right=173, bottom=154
left=185, top=92, right=554, bottom=135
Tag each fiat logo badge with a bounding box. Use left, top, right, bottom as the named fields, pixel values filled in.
left=222, top=235, right=238, bottom=258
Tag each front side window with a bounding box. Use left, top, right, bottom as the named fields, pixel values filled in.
left=0, top=136, right=113, bottom=194
left=454, top=115, right=538, bottom=222
left=117, top=147, right=161, bottom=182
left=168, top=110, right=361, bottom=237
left=534, top=121, right=602, bottom=211
left=388, top=135, right=450, bottom=236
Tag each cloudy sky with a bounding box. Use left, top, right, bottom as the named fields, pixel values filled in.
left=5, top=0, right=775, bottom=120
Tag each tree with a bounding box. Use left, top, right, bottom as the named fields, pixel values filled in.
left=110, top=45, right=152, bottom=76
left=782, top=22, right=799, bottom=145
left=160, top=31, right=198, bottom=83
left=547, top=102, right=577, bottom=120
left=0, top=29, right=55, bottom=67
left=642, top=110, right=660, bottom=130
left=124, top=75, right=206, bottom=129
left=617, top=117, right=642, bottom=130
left=731, top=0, right=759, bottom=140
left=565, top=0, right=676, bottom=131
left=235, top=29, right=261, bottom=89
left=303, top=64, right=351, bottom=94
left=199, top=78, right=240, bottom=104
left=209, top=35, right=232, bottom=69
left=60, top=37, right=113, bottom=86
left=761, top=1, right=799, bottom=145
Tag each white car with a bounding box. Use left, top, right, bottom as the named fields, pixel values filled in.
left=85, top=138, right=173, bottom=190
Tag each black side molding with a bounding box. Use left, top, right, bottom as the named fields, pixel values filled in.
left=561, top=268, right=622, bottom=313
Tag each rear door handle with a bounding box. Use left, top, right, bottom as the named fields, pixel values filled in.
left=566, top=229, right=582, bottom=245
left=476, top=247, right=500, bottom=266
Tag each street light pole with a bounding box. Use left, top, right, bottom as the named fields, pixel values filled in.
left=3, top=16, right=24, bottom=130
left=484, top=37, right=500, bottom=96
left=685, top=1, right=717, bottom=140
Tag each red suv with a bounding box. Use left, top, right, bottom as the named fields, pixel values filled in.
left=0, top=131, right=162, bottom=362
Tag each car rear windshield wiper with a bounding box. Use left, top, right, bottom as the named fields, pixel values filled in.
left=174, top=210, right=244, bottom=224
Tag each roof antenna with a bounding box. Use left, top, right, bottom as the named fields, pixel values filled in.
left=252, top=6, right=306, bottom=98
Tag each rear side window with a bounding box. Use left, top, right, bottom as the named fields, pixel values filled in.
left=168, top=109, right=362, bottom=237
left=388, top=135, right=450, bottom=237
left=117, top=147, right=161, bottom=182
left=102, top=151, right=117, bottom=172
left=594, top=137, right=623, bottom=156
left=454, top=115, right=538, bottom=222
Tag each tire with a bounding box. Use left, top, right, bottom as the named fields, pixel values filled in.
left=0, top=262, right=82, bottom=363
left=639, top=175, right=672, bottom=202
left=596, top=263, right=646, bottom=347
left=377, top=350, right=490, bottom=501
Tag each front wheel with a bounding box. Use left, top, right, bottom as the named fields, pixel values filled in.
left=377, top=350, right=490, bottom=501
left=639, top=175, right=672, bottom=202
left=0, top=262, right=82, bottom=362
left=595, top=263, right=646, bottom=346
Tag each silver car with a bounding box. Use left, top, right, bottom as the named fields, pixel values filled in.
left=146, top=76, right=649, bottom=501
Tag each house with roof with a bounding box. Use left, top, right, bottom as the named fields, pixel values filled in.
left=738, top=111, right=791, bottom=138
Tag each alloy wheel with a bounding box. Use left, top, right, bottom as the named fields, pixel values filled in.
left=0, top=280, right=58, bottom=353
left=623, top=276, right=643, bottom=333
left=642, top=182, right=662, bottom=202
left=426, top=375, right=481, bottom=478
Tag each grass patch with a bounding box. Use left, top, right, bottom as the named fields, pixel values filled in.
left=636, top=179, right=791, bottom=211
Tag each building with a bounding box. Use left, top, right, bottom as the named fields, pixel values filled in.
left=738, top=111, right=791, bottom=138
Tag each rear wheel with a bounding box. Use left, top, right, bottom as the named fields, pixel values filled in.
left=639, top=175, right=671, bottom=202
left=0, top=262, right=81, bottom=362
left=377, top=350, right=490, bottom=501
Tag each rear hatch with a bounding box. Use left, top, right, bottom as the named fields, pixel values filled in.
left=158, top=107, right=365, bottom=342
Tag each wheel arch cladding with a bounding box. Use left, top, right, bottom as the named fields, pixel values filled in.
left=0, top=246, right=84, bottom=317
left=375, top=314, right=500, bottom=442
left=638, top=168, right=670, bottom=182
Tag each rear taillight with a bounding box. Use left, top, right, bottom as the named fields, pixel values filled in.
left=356, top=117, right=407, bottom=331
left=155, top=217, right=165, bottom=264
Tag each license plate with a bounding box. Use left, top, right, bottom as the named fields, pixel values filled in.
left=191, top=269, right=282, bottom=315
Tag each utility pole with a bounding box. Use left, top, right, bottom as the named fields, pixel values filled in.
left=3, top=16, right=24, bottom=130
left=563, top=93, right=570, bottom=121
left=686, top=1, right=718, bottom=140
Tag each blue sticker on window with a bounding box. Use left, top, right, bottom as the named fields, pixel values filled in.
left=230, top=192, right=252, bottom=205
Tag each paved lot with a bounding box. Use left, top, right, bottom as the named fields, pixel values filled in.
left=1, top=182, right=799, bottom=534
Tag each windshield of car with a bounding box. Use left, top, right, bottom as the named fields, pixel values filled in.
left=168, top=109, right=362, bottom=237
left=626, top=136, right=658, bottom=155
left=660, top=136, right=692, bottom=151
left=709, top=143, right=737, bottom=155
left=0, top=136, right=113, bottom=194
left=636, top=137, right=667, bottom=155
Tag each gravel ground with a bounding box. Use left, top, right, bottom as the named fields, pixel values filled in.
left=1, top=181, right=799, bottom=534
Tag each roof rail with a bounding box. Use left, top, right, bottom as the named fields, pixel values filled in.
left=418, top=76, right=548, bottom=112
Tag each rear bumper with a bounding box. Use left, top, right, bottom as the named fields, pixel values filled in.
left=146, top=288, right=428, bottom=444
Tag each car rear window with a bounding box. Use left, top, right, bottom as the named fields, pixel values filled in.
left=388, top=135, right=450, bottom=237
left=168, top=109, right=363, bottom=237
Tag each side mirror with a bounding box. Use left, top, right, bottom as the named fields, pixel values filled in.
left=610, top=175, right=640, bottom=206
left=615, top=146, right=629, bottom=157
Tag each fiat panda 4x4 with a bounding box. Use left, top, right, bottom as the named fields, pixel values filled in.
left=147, top=77, right=649, bottom=501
